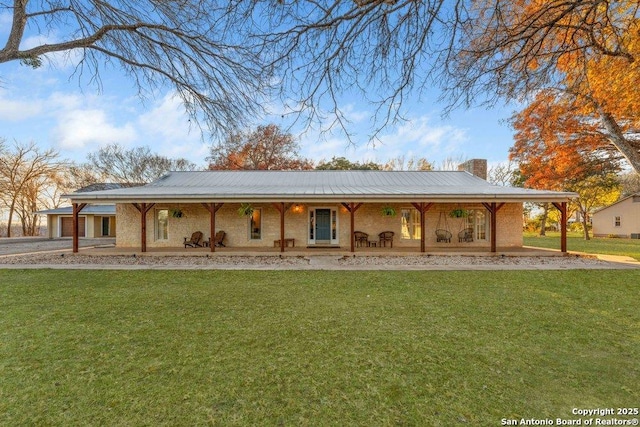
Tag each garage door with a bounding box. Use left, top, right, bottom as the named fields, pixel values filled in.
left=61, top=217, right=85, bottom=237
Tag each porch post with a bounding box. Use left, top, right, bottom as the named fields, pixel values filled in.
left=482, top=202, right=505, bottom=253
left=341, top=203, right=363, bottom=252
left=132, top=203, right=155, bottom=253
left=72, top=203, right=87, bottom=253
left=552, top=202, right=568, bottom=253
left=412, top=202, right=433, bottom=253
left=202, top=203, right=224, bottom=252
left=272, top=203, right=291, bottom=253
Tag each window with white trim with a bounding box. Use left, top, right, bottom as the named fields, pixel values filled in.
left=465, top=209, right=487, bottom=240
left=250, top=208, right=262, bottom=240
left=401, top=208, right=421, bottom=240
left=614, top=216, right=621, bottom=227
left=156, top=209, right=168, bottom=240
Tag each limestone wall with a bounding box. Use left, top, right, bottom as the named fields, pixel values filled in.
left=115, top=202, right=523, bottom=249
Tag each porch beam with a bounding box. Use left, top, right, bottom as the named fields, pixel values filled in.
left=341, top=203, right=364, bottom=252
left=202, top=203, right=224, bottom=252
left=411, top=202, right=433, bottom=253
left=552, top=202, right=568, bottom=253
left=72, top=203, right=87, bottom=253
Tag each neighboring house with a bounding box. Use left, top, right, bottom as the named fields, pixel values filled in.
left=592, top=193, right=640, bottom=238
left=36, top=205, right=116, bottom=238
left=64, top=160, right=577, bottom=253
left=36, top=183, right=138, bottom=239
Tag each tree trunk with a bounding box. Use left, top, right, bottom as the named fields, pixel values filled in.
left=597, top=108, right=640, bottom=175
left=6, top=202, right=15, bottom=238
left=581, top=212, right=591, bottom=240
left=539, top=203, right=548, bottom=236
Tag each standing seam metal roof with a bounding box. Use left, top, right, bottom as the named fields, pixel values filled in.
left=64, top=170, right=576, bottom=202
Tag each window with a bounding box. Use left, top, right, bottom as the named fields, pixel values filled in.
left=250, top=208, right=262, bottom=240
left=156, top=209, right=168, bottom=240
left=465, top=209, right=487, bottom=240
left=401, top=208, right=421, bottom=239
left=614, top=216, right=621, bottom=227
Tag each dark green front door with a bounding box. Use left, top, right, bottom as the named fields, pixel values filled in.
left=315, top=209, right=331, bottom=241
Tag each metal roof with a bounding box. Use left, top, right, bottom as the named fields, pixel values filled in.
left=35, top=205, right=116, bottom=215
left=64, top=170, right=576, bottom=203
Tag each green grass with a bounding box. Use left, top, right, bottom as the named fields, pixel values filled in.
left=1, top=270, right=639, bottom=426
left=524, top=231, right=640, bottom=261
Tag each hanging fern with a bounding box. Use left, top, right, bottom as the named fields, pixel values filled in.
left=238, top=203, right=254, bottom=217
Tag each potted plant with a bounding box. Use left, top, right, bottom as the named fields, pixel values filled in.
left=238, top=203, right=254, bottom=217
left=449, top=208, right=469, bottom=218
left=171, top=209, right=184, bottom=218
left=381, top=206, right=397, bottom=217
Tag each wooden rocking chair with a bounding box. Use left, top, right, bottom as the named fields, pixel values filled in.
left=212, top=230, right=226, bottom=247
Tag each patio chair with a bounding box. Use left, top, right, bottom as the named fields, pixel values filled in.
left=435, top=229, right=452, bottom=243
left=458, top=227, right=474, bottom=243
left=212, top=230, right=226, bottom=247
left=184, top=231, right=204, bottom=248
left=378, top=231, right=394, bottom=248
left=354, top=231, right=369, bottom=248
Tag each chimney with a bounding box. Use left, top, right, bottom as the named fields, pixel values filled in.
left=458, top=159, right=487, bottom=180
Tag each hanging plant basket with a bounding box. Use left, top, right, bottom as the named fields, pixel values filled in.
left=238, top=203, right=254, bottom=217
left=449, top=208, right=469, bottom=218
left=381, top=206, right=397, bottom=217
left=171, top=209, right=184, bottom=218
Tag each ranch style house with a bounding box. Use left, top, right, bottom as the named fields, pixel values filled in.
left=63, top=160, right=576, bottom=254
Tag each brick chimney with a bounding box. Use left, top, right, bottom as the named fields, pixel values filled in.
left=458, top=159, right=487, bottom=180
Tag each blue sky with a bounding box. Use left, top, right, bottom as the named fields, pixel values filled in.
left=0, top=11, right=518, bottom=170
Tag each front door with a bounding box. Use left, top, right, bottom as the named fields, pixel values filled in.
left=315, top=209, right=331, bottom=242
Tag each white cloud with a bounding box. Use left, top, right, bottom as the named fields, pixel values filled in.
left=136, top=93, right=206, bottom=163
left=51, top=108, right=137, bottom=150
left=0, top=90, right=43, bottom=121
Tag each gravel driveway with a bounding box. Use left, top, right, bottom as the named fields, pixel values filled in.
left=0, top=237, right=115, bottom=256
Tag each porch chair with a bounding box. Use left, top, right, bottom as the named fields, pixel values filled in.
left=354, top=231, right=369, bottom=248
left=184, top=231, right=204, bottom=248
left=378, top=231, right=394, bottom=248
left=212, top=230, right=226, bottom=247
left=435, top=229, right=452, bottom=243
left=458, top=227, right=474, bottom=243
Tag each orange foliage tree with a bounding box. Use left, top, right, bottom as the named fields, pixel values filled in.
left=207, top=124, right=313, bottom=170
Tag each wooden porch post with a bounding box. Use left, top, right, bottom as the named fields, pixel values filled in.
left=72, top=203, right=87, bottom=253
left=202, top=203, right=224, bottom=252
left=411, top=202, right=433, bottom=253
left=341, top=203, right=363, bottom=252
left=552, top=201, right=568, bottom=253
left=271, top=203, right=292, bottom=253
left=132, top=203, right=155, bottom=252
left=482, top=202, right=504, bottom=253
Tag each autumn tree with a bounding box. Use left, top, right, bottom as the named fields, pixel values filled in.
left=84, top=143, right=199, bottom=184
left=208, top=125, right=313, bottom=170
left=315, top=157, right=381, bottom=171
left=567, top=174, right=622, bottom=240
left=0, top=140, right=65, bottom=237
left=510, top=91, right=622, bottom=238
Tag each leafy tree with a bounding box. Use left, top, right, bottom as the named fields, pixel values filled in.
left=84, top=143, right=199, bottom=184
left=382, top=157, right=433, bottom=171
left=0, top=140, right=65, bottom=237
left=315, top=157, right=381, bottom=170
left=567, top=174, right=622, bottom=240
left=207, top=124, right=313, bottom=170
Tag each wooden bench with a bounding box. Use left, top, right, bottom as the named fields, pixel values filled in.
left=273, top=238, right=295, bottom=248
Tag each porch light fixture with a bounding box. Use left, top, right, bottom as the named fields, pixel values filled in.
left=291, top=204, right=304, bottom=214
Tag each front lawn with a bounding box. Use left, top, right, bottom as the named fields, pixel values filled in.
left=1, top=270, right=638, bottom=426
left=524, top=231, right=640, bottom=261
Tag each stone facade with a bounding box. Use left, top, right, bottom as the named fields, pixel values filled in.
left=116, top=202, right=523, bottom=249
